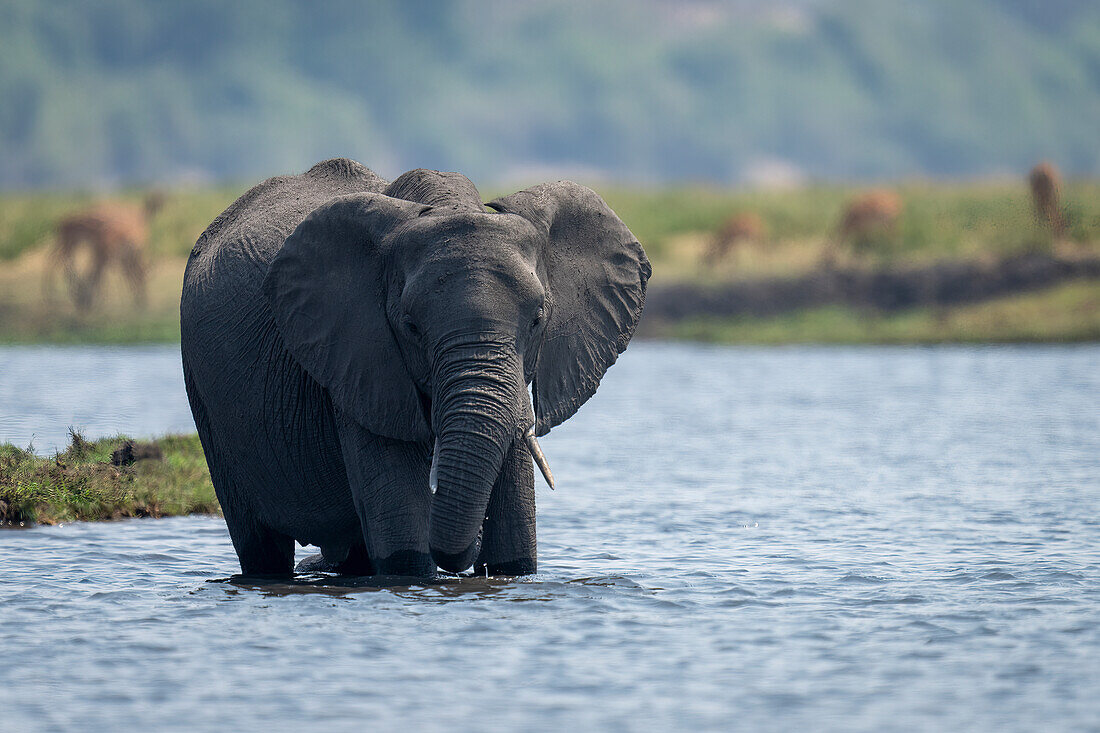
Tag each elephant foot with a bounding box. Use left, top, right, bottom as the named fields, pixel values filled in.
left=294, top=553, right=331, bottom=573
left=473, top=557, right=537, bottom=577
left=227, top=518, right=295, bottom=576
left=295, top=549, right=434, bottom=577
left=374, top=550, right=436, bottom=578
left=295, top=543, right=374, bottom=575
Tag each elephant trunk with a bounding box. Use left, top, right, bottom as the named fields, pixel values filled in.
left=429, top=339, right=528, bottom=573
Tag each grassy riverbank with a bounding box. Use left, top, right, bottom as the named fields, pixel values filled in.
left=655, top=280, right=1100, bottom=344
left=0, top=432, right=217, bottom=525
left=0, top=180, right=1097, bottom=344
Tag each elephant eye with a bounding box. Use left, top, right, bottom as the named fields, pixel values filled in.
left=404, top=315, right=420, bottom=336
left=531, top=306, right=545, bottom=330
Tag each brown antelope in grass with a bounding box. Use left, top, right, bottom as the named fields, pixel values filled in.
left=822, top=189, right=903, bottom=267
left=45, top=193, right=165, bottom=309
left=1028, top=162, right=1066, bottom=239
left=705, top=211, right=767, bottom=264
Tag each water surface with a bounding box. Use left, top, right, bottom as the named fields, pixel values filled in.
left=2, top=343, right=1099, bottom=731
left=0, top=345, right=195, bottom=452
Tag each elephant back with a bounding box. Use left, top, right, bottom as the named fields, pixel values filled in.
left=189, top=158, right=388, bottom=265
left=183, top=159, right=387, bottom=331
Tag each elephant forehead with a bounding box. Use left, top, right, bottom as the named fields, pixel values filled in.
left=394, top=211, right=541, bottom=258
left=405, top=251, right=544, bottom=306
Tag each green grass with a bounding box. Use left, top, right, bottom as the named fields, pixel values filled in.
left=600, top=180, right=1100, bottom=264
left=0, top=185, right=239, bottom=344
left=3, top=180, right=1097, bottom=266
left=0, top=307, right=182, bottom=345
left=0, top=181, right=1098, bottom=345
left=0, top=247, right=187, bottom=345
left=0, top=186, right=242, bottom=261
left=660, top=280, right=1100, bottom=345
left=0, top=431, right=218, bottom=525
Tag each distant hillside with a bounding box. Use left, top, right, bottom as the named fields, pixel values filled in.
left=2, top=0, right=1099, bottom=188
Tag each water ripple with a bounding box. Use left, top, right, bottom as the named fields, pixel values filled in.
left=1, top=344, right=1099, bottom=731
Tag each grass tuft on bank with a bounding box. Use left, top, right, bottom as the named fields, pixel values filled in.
left=0, top=431, right=218, bottom=526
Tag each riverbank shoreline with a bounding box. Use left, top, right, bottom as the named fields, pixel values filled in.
left=640, top=255, right=1100, bottom=344
left=3, top=256, right=1097, bottom=346
left=645, top=281, right=1100, bottom=344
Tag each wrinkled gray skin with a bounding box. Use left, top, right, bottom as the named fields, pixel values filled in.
left=181, top=159, right=650, bottom=577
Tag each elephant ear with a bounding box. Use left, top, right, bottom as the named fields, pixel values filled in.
left=488, top=182, right=651, bottom=436
left=263, top=192, right=431, bottom=442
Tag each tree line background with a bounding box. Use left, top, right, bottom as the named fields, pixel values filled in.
left=2, top=0, right=1099, bottom=189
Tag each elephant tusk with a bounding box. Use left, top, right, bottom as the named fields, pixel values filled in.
left=524, top=427, right=555, bottom=490
left=429, top=438, right=440, bottom=494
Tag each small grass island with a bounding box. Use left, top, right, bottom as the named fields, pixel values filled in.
left=0, top=431, right=218, bottom=526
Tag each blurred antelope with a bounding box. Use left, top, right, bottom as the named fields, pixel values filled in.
left=705, top=212, right=767, bottom=264
left=45, top=193, right=165, bottom=309
left=1028, top=162, right=1066, bottom=238
left=823, top=189, right=903, bottom=265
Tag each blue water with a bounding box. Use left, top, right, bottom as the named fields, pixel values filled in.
left=0, top=345, right=195, bottom=453
left=2, top=343, right=1099, bottom=731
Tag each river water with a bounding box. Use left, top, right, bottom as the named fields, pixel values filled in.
left=2, top=343, right=1099, bottom=731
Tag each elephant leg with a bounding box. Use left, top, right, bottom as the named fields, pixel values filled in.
left=335, top=412, right=434, bottom=577
left=330, top=542, right=373, bottom=574
left=224, top=512, right=295, bottom=576
left=475, top=440, right=537, bottom=576
left=184, top=362, right=294, bottom=577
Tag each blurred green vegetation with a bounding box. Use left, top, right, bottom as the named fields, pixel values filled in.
left=2, top=0, right=1100, bottom=188
left=0, top=432, right=218, bottom=525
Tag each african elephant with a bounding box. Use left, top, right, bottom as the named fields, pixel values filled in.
left=181, top=159, right=650, bottom=577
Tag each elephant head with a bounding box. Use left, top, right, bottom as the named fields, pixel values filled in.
left=263, top=170, right=650, bottom=572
